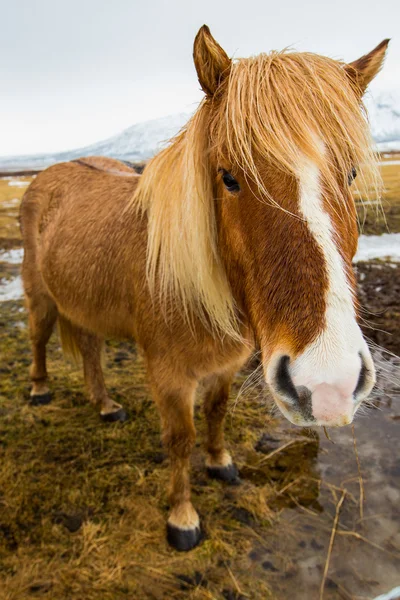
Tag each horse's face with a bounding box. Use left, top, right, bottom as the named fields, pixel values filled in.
left=194, top=26, right=389, bottom=427
left=216, top=152, right=371, bottom=428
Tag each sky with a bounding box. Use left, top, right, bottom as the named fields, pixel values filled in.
left=1, top=0, right=399, bottom=157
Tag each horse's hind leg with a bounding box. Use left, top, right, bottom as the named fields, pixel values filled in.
left=148, top=368, right=200, bottom=551
left=26, top=291, right=58, bottom=405
left=59, top=319, right=127, bottom=422
left=203, top=370, right=240, bottom=484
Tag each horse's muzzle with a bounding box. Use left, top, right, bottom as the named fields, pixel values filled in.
left=270, top=354, right=374, bottom=427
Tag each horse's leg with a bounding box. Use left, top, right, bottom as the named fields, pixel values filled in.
left=149, top=371, right=200, bottom=551
left=63, top=321, right=127, bottom=422
left=203, top=371, right=240, bottom=484
left=26, top=292, right=58, bottom=405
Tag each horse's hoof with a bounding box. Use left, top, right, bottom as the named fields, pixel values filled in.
left=30, top=392, right=52, bottom=406
left=100, top=408, right=128, bottom=423
left=167, top=523, right=202, bottom=552
left=207, top=463, right=241, bottom=485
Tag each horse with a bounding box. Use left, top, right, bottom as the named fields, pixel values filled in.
left=19, top=25, right=389, bottom=551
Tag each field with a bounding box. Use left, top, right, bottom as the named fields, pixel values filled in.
left=0, top=161, right=399, bottom=600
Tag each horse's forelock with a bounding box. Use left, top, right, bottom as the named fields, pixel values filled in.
left=211, top=50, right=380, bottom=214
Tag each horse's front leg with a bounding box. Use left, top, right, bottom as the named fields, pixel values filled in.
left=203, top=371, right=240, bottom=484
left=149, top=372, right=200, bottom=551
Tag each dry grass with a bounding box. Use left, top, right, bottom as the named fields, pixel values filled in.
left=319, top=490, right=346, bottom=600
left=0, top=308, right=282, bottom=599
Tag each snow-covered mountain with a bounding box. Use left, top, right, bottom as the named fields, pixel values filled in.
left=1, top=91, right=399, bottom=172
left=0, top=112, right=191, bottom=172
left=365, top=92, right=400, bottom=152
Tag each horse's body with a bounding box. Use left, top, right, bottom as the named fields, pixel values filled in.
left=20, top=157, right=252, bottom=549
left=20, top=27, right=389, bottom=550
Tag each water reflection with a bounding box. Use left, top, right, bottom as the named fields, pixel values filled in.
left=247, top=352, right=400, bottom=599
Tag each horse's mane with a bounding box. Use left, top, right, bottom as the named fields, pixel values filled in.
left=131, top=50, right=380, bottom=336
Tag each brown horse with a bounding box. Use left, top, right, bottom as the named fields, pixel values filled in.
left=20, top=26, right=388, bottom=551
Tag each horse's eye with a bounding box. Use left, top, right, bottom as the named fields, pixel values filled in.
left=348, top=167, right=357, bottom=185
left=221, top=170, right=240, bottom=193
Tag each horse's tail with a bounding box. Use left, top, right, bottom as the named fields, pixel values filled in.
left=58, top=315, right=82, bottom=363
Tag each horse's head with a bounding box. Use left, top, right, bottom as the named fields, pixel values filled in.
left=193, top=26, right=389, bottom=427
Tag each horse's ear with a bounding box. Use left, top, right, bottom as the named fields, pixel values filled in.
left=193, top=25, right=231, bottom=97
left=345, top=39, right=390, bottom=95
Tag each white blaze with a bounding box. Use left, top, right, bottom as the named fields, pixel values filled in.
left=289, top=155, right=372, bottom=399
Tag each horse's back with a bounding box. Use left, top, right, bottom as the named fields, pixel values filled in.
left=21, top=159, right=141, bottom=259
left=21, top=159, right=140, bottom=226
left=71, top=156, right=142, bottom=177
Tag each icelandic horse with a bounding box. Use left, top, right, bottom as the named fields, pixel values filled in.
left=20, top=26, right=389, bottom=550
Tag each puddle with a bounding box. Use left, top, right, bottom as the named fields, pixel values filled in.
left=246, top=352, right=400, bottom=599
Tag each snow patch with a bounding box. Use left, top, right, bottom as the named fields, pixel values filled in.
left=0, top=248, right=24, bottom=301
left=354, top=233, right=400, bottom=263
left=0, top=248, right=23, bottom=264
left=0, top=276, right=23, bottom=301
left=1, top=198, right=19, bottom=208
left=8, top=180, right=29, bottom=187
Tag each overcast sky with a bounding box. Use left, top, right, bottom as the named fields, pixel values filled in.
left=1, top=0, right=399, bottom=157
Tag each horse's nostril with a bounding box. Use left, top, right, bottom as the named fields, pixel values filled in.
left=275, top=355, right=298, bottom=403
left=274, top=356, right=314, bottom=421
left=353, top=353, right=369, bottom=398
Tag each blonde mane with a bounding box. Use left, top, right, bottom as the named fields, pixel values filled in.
left=132, top=50, right=380, bottom=336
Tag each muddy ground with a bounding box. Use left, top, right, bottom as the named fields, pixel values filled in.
left=0, top=165, right=399, bottom=600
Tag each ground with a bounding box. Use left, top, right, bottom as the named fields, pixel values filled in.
left=0, top=159, right=399, bottom=600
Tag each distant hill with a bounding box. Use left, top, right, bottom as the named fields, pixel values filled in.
left=365, top=92, right=400, bottom=151
left=0, top=112, right=190, bottom=173
left=1, top=91, right=399, bottom=172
